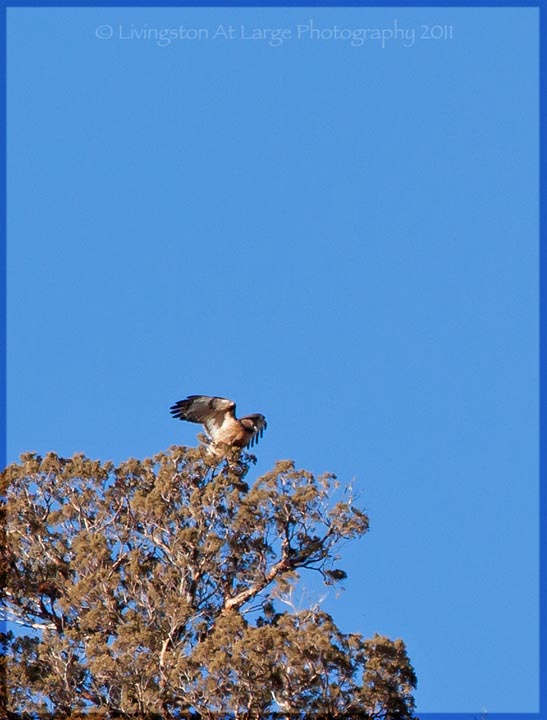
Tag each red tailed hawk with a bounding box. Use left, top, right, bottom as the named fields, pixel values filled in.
left=170, top=395, right=267, bottom=452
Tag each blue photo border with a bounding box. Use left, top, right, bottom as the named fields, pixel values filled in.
left=0, top=1, right=543, bottom=718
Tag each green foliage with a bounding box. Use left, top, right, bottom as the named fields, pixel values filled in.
left=1, top=447, right=417, bottom=719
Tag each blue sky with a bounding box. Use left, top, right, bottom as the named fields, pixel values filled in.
left=6, top=6, right=539, bottom=714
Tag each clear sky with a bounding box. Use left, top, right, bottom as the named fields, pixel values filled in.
left=6, top=6, right=539, bottom=714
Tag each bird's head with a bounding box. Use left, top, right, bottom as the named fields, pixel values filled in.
left=243, top=414, right=267, bottom=432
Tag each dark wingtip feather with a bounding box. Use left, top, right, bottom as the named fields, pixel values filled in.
left=170, top=399, right=191, bottom=419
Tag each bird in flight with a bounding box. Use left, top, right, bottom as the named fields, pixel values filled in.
left=170, top=395, right=267, bottom=452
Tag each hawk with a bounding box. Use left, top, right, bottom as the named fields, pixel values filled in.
left=170, top=395, right=267, bottom=452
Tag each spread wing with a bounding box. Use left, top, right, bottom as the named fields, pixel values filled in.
left=170, top=395, right=237, bottom=442
left=241, top=414, right=268, bottom=448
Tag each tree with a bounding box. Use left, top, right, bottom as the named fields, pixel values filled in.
left=1, top=446, right=417, bottom=719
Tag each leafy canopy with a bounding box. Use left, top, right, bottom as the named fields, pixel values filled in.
left=1, top=446, right=417, bottom=719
